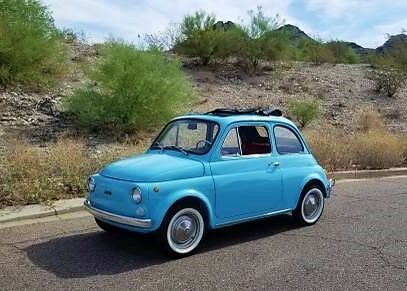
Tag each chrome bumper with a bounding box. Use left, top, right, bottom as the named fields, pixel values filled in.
left=84, top=200, right=152, bottom=228
left=327, top=178, right=335, bottom=198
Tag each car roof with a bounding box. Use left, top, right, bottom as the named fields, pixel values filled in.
left=173, top=113, right=298, bottom=128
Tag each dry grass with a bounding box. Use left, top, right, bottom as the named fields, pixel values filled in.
left=306, top=110, right=406, bottom=171
left=356, top=109, right=384, bottom=133
left=1, top=113, right=406, bottom=208
left=306, top=127, right=406, bottom=172
left=0, top=138, right=146, bottom=208
left=304, top=127, right=351, bottom=172
left=350, top=131, right=404, bottom=169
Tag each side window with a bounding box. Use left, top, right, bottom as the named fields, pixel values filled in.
left=221, top=125, right=272, bottom=157
left=221, top=128, right=240, bottom=156
left=238, top=126, right=271, bottom=155
left=274, top=125, right=304, bottom=154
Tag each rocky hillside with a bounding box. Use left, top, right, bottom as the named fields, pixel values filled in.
left=188, top=62, right=407, bottom=132
left=0, top=37, right=407, bottom=146
left=376, top=34, right=407, bottom=54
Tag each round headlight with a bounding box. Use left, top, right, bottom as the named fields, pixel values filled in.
left=88, top=177, right=96, bottom=192
left=131, top=187, right=142, bottom=203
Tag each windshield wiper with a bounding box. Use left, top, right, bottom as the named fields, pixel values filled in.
left=152, top=142, right=188, bottom=156
left=163, top=145, right=188, bottom=156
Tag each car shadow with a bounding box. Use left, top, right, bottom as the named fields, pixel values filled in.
left=24, top=214, right=299, bottom=278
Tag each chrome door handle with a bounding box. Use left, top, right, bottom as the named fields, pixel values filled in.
left=269, top=161, right=280, bottom=167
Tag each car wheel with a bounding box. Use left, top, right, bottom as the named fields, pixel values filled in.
left=293, top=185, right=325, bottom=226
left=95, top=218, right=122, bottom=233
left=159, top=206, right=205, bottom=256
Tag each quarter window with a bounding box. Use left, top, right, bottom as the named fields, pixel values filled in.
left=221, top=128, right=240, bottom=156
left=274, top=125, right=304, bottom=154
left=221, top=125, right=272, bottom=157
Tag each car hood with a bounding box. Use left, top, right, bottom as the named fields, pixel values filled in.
left=99, top=152, right=205, bottom=182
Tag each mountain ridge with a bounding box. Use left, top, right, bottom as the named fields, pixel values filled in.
left=213, top=21, right=405, bottom=55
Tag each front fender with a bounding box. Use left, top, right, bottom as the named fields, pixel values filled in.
left=147, top=176, right=216, bottom=231
left=295, top=170, right=330, bottom=206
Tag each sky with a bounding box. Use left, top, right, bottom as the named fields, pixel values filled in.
left=42, top=0, right=407, bottom=48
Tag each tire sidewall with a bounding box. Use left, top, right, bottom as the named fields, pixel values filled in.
left=295, top=186, right=325, bottom=226
left=161, top=206, right=205, bottom=256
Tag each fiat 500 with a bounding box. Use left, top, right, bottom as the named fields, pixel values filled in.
left=84, top=108, right=335, bottom=256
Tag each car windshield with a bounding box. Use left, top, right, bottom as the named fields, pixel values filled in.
left=151, top=119, right=220, bottom=155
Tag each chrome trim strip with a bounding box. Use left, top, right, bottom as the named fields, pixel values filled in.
left=215, top=208, right=292, bottom=228
left=84, top=200, right=151, bottom=228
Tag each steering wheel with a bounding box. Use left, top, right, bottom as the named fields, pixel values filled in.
left=195, top=139, right=212, bottom=150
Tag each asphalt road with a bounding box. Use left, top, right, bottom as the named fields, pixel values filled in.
left=0, top=177, right=406, bottom=290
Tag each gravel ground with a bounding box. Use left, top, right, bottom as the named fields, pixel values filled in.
left=191, top=62, right=407, bottom=132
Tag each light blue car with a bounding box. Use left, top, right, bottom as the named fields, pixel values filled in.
left=84, top=108, right=335, bottom=256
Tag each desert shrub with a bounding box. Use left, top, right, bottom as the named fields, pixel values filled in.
left=0, top=139, right=143, bottom=207
left=236, top=7, right=288, bottom=73
left=174, top=11, right=218, bottom=65
left=67, top=41, right=196, bottom=132
left=305, top=126, right=406, bottom=171
left=367, top=69, right=406, bottom=97
left=212, top=27, right=246, bottom=62
left=0, top=0, right=67, bottom=89
left=174, top=7, right=289, bottom=71
left=145, top=23, right=182, bottom=51
left=367, top=39, right=407, bottom=97
left=350, top=131, right=404, bottom=169
left=287, top=99, right=320, bottom=128
left=325, top=41, right=359, bottom=64
left=304, top=128, right=351, bottom=171
left=298, top=39, right=335, bottom=65
left=356, top=109, right=385, bottom=132
left=368, top=53, right=396, bottom=69
left=350, top=110, right=405, bottom=169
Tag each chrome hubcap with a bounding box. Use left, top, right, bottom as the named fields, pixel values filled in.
left=167, top=208, right=204, bottom=254
left=171, top=215, right=197, bottom=245
left=302, top=189, right=324, bottom=223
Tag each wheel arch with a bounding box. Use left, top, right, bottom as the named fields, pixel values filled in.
left=302, top=178, right=327, bottom=197
left=156, top=192, right=215, bottom=230
left=295, top=174, right=328, bottom=209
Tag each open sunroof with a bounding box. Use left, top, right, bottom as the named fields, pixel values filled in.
left=205, top=108, right=283, bottom=117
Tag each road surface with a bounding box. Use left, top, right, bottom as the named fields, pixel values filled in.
left=0, top=177, right=406, bottom=290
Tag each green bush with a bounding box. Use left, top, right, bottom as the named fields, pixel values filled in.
left=67, top=42, right=196, bottom=132
left=367, top=69, right=406, bottom=97
left=287, top=99, right=320, bottom=128
left=174, top=7, right=289, bottom=71
left=0, top=0, right=67, bottom=89
left=236, top=7, right=288, bottom=73
left=175, top=11, right=218, bottom=65
left=298, top=39, right=335, bottom=65
left=212, top=27, right=245, bottom=62
left=326, top=41, right=359, bottom=64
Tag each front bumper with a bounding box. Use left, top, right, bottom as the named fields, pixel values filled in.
left=327, top=178, right=335, bottom=198
left=84, top=200, right=152, bottom=228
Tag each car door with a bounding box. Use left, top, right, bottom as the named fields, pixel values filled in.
left=272, top=124, right=312, bottom=209
left=210, top=123, right=283, bottom=219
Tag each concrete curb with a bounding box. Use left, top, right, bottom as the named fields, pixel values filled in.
left=331, top=167, right=407, bottom=180
left=1, top=168, right=407, bottom=225
left=0, top=198, right=85, bottom=224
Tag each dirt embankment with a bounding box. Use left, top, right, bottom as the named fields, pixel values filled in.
left=189, top=62, right=407, bottom=133
left=1, top=52, right=407, bottom=148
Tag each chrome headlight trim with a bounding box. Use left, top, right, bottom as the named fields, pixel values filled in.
left=131, top=186, right=142, bottom=204
left=88, top=176, right=96, bottom=192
